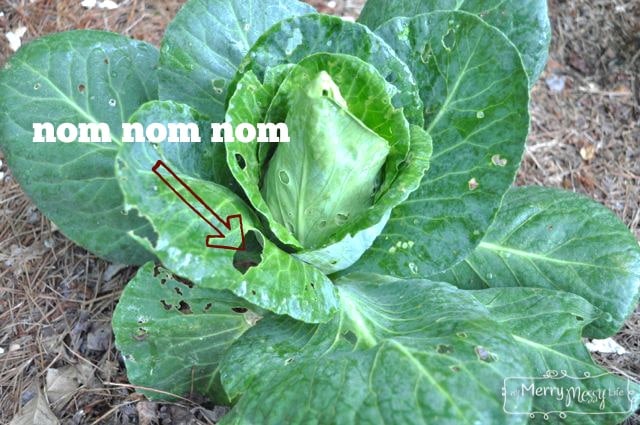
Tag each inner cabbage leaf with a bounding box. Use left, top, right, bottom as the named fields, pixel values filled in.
left=262, top=72, right=390, bottom=249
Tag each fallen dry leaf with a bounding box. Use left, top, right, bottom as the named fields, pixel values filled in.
left=46, top=367, right=82, bottom=405
left=9, top=388, right=59, bottom=425
left=86, top=322, right=112, bottom=352
left=136, top=402, right=159, bottom=425
left=46, top=364, right=96, bottom=406
left=580, top=144, right=596, bottom=161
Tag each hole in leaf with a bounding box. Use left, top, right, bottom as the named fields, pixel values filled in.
left=310, top=282, right=316, bottom=289
left=232, top=307, right=248, bottom=314
left=152, top=265, right=162, bottom=277
left=441, top=28, right=456, bottom=50
left=251, top=290, right=256, bottom=296
left=174, top=276, right=194, bottom=288
left=279, top=170, right=290, bottom=184
left=284, top=358, right=294, bottom=365
left=212, top=78, right=225, bottom=95
left=322, top=89, right=329, bottom=97
left=236, top=154, right=246, bottom=170
left=134, top=328, right=148, bottom=341
left=475, top=346, right=497, bottom=363
left=233, top=231, right=264, bottom=274
left=491, top=154, right=508, bottom=167
left=78, top=84, right=86, bottom=93
left=178, top=301, right=192, bottom=315
left=330, top=260, right=338, bottom=266
left=174, top=287, right=183, bottom=296
left=343, top=331, right=358, bottom=344
left=104, top=58, right=109, bottom=64
left=160, top=300, right=172, bottom=311
left=436, top=344, right=453, bottom=354
left=576, top=316, right=584, bottom=321
left=450, top=365, right=461, bottom=373
left=204, top=303, right=213, bottom=312
left=336, top=213, right=349, bottom=225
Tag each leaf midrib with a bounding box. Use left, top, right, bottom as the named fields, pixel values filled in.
left=479, top=241, right=626, bottom=271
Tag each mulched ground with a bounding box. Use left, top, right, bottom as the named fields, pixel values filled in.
left=0, top=0, right=638, bottom=423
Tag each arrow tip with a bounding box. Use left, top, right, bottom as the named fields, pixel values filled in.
left=206, top=214, right=246, bottom=251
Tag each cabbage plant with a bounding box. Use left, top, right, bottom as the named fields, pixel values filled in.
left=1, top=0, right=639, bottom=423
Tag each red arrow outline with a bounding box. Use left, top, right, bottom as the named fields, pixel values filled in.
left=151, top=160, right=246, bottom=251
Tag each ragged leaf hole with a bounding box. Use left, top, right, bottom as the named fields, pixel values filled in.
left=178, top=301, right=192, bottom=315
left=233, top=231, right=264, bottom=274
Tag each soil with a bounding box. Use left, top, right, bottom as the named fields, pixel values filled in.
left=0, top=0, right=639, bottom=424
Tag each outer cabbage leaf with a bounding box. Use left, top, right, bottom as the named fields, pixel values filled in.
left=358, top=0, right=551, bottom=84
left=226, top=54, right=431, bottom=273
left=0, top=31, right=158, bottom=265
left=471, top=287, right=639, bottom=424
left=434, top=186, right=640, bottom=338
left=231, top=14, right=424, bottom=127
left=121, top=100, right=233, bottom=187
left=112, top=263, right=253, bottom=403
left=348, top=12, right=529, bottom=277
left=219, top=276, right=531, bottom=425
left=158, top=0, right=315, bottom=121
left=116, top=101, right=339, bottom=324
